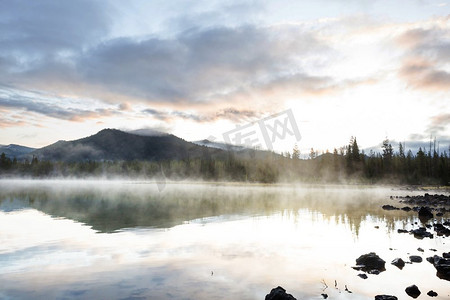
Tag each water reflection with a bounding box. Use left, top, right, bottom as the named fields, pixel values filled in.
left=0, top=180, right=426, bottom=234
left=0, top=180, right=448, bottom=300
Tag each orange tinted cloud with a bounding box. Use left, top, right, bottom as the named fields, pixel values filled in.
left=396, top=24, right=450, bottom=91
left=0, top=119, right=27, bottom=128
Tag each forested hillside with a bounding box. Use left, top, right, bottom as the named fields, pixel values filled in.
left=1, top=136, right=448, bottom=185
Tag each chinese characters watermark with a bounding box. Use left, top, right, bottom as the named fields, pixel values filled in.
left=223, top=109, right=301, bottom=151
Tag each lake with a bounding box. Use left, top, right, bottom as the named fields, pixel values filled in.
left=0, top=180, right=449, bottom=299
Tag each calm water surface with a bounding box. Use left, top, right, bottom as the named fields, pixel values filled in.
left=0, top=180, right=449, bottom=299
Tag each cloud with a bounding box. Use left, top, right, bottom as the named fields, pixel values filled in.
left=0, top=17, right=340, bottom=106
left=403, top=138, right=450, bottom=153
left=0, top=87, right=119, bottom=122
left=364, top=137, right=450, bottom=154
left=1, top=1, right=446, bottom=136
left=0, top=119, right=27, bottom=128
left=215, top=108, right=261, bottom=122
left=76, top=25, right=331, bottom=104
left=118, top=103, right=131, bottom=111
left=404, top=113, right=450, bottom=152
left=399, top=57, right=450, bottom=90
left=396, top=23, right=450, bottom=91
left=427, top=113, right=450, bottom=135
left=396, top=28, right=433, bottom=48
left=142, top=108, right=170, bottom=121
left=0, top=16, right=380, bottom=125
left=0, top=0, right=111, bottom=70
left=0, top=2, right=386, bottom=124
left=142, top=106, right=264, bottom=123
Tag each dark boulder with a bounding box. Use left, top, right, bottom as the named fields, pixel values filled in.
left=265, top=286, right=297, bottom=300
left=411, top=227, right=433, bottom=239
left=382, top=205, right=399, bottom=211
left=375, top=296, right=398, bottom=300
left=321, top=294, right=328, bottom=299
left=401, top=206, right=412, bottom=211
left=409, top=256, right=422, bottom=263
left=432, top=255, right=450, bottom=281
left=427, top=290, right=438, bottom=297
left=443, top=252, right=450, bottom=258
left=418, top=207, right=434, bottom=219
left=391, top=258, right=405, bottom=269
left=405, top=285, right=421, bottom=298
left=354, top=252, right=386, bottom=273
left=434, top=224, right=450, bottom=236
left=357, top=273, right=368, bottom=279
left=399, top=194, right=450, bottom=207
left=397, top=229, right=408, bottom=233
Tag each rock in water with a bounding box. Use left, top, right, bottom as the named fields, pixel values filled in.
left=375, top=296, right=398, bottom=300
left=434, top=223, right=450, bottom=237
left=382, top=205, right=399, bottom=211
left=391, top=258, right=405, bottom=269
left=411, top=227, right=433, bottom=239
left=405, top=285, right=421, bottom=298
left=265, top=286, right=297, bottom=300
left=432, top=255, right=450, bottom=281
left=358, top=273, right=368, bottom=279
left=427, top=290, right=438, bottom=297
left=409, top=256, right=422, bottom=263
left=418, top=207, right=434, bottom=219
left=354, top=252, right=386, bottom=273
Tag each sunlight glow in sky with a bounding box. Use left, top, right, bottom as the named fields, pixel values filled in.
left=0, top=0, right=449, bottom=153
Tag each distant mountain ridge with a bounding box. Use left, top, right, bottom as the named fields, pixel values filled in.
left=29, top=129, right=226, bottom=162
left=0, top=144, right=36, bottom=159
left=1, top=129, right=281, bottom=162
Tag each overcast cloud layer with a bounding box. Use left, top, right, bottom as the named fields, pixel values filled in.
left=0, top=0, right=449, bottom=151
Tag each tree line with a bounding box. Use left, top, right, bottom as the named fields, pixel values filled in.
left=0, top=137, right=449, bottom=185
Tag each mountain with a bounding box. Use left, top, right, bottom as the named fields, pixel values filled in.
left=0, top=144, right=36, bottom=159
left=30, top=129, right=226, bottom=162
left=126, top=128, right=168, bottom=137
left=192, top=139, right=247, bottom=152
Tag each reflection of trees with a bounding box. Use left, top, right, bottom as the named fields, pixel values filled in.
left=270, top=189, right=419, bottom=237
left=0, top=183, right=421, bottom=234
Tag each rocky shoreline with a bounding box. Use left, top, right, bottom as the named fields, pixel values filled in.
left=266, top=192, right=450, bottom=299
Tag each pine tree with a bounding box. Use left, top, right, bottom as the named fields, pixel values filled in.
left=351, top=137, right=360, bottom=161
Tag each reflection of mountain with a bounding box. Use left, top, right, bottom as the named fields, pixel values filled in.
left=0, top=183, right=417, bottom=233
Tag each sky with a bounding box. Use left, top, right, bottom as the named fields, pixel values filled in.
left=0, top=0, right=449, bottom=154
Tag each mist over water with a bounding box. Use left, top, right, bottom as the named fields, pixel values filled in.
left=0, top=180, right=449, bottom=299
